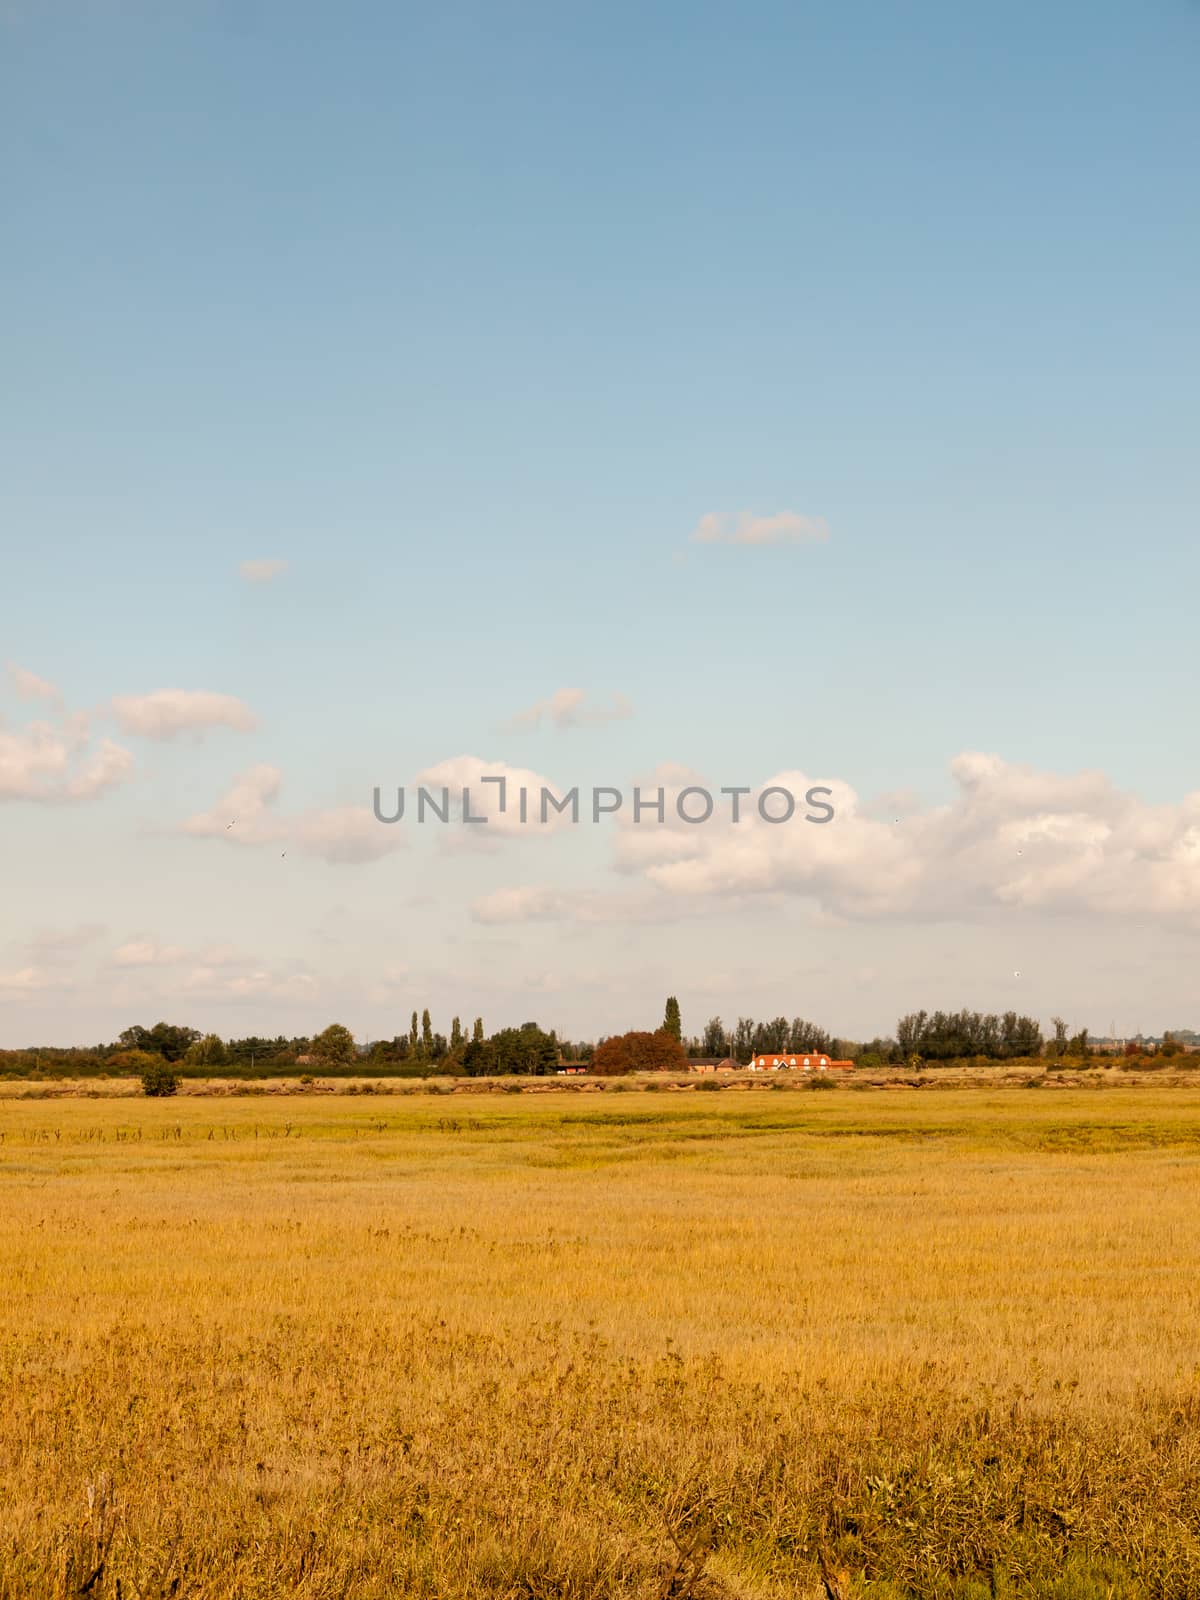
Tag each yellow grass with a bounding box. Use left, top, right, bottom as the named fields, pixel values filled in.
left=3, top=1088, right=1200, bottom=1597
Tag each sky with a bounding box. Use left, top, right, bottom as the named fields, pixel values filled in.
left=2, top=0, right=1198, bottom=1048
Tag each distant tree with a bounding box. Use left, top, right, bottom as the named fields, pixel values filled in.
left=1000, top=1011, right=1044, bottom=1058
left=312, top=1023, right=356, bottom=1066
left=701, top=1017, right=729, bottom=1058
left=450, top=1016, right=463, bottom=1050
left=894, top=1009, right=1041, bottom=1064
left=472, top=1017, right=484, bottom=1044
left=787, top=1018, right=833, bottom=1055
left=732, top=1017, right=755, bottom=1065
left=421, top=1009, right=433, bottom=1052
left=118, top=1022, right=200, bottom=1063
left=107, top=1048, right=165, bottom=1076
left=183, top=1034, right=228, bottom=1069
left=591, top=1030, right=689, bottom=1076
left=410, top=1012, right=419, bottom=1053
left=463, top=1022, right=558, bottom=1077
left=662, top=996, right=682, bottom=1042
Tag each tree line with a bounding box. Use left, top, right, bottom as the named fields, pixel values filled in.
left=1, top=999, right=1191, bottom=1083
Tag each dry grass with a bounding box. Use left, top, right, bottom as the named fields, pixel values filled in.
left=3, top=1090, right=1200, bottom=1597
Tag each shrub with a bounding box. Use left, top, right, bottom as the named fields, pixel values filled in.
left=140, top=1059, right=179, bottom=1097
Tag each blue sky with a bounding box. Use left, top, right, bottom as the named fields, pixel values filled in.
left=2, top=0, right=1198, bottom=1046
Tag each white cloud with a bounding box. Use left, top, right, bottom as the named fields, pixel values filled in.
left=602, top=754, right=1200, bottom=929
left=239, top=559, right=289, bottom=584
left=0, top=714, right=133, bottom=804
left=181, top=764, right=286, bottom=844
left=181, top=765, right=403, bottom=864
left=506, top=688, right=634, bottom=732
left=0, top=966, right=58, bottom=996
left=293, top=804, right=404, bottom=865
left=413, top=755, right=578, bottom=836
left=6, top=663, right=61, bottom=704
left=471, top=886, right=581, bottom=924
left=112, top=939, right=187, bottom=968
left=691, top=510, right=830, bottom=546
left=111, top=690, right=258, bottom=740
left=181, top=964, right=318, bottom=1001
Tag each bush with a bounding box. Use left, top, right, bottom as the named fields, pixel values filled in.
left=140, top=1059, right=179, bottom=1097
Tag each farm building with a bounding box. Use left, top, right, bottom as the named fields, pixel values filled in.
left=750, top=1052, right=853, bottom=1073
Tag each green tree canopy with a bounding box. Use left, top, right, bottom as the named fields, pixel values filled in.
left=662, top=996, right=682, bottom=1042
left=312, top=1023, right=356, bottom=1065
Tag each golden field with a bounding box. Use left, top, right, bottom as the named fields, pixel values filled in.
left=3, top=1085, right=1200, bottom=1598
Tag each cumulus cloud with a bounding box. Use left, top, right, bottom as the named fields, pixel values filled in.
left=506, top=688, right=634, bottom=732
left=181, top=764, right=286, bottom=844
left=239, top=559, right=289, bottom=584
left=691, top=510, right=830, bottom=546
left=181, top=765, right=403, bottom=864
left=411, top=755, right=579, bottom=837
left=110, top=690, right=258, bottom=740
left=0, top=714, right=133, bottom=803
left=465, top=754, right=1200, bottom=933
left=6, top=663, right=61, bottom=704
left=599, top=754, right=1200, bottom=929
left=293, top=804, right=405, bottom=865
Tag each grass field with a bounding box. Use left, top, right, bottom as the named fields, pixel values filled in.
left=3, top=1088, right=1200, bottom=1598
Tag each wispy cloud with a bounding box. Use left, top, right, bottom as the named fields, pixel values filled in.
left=0, top=966, right=62, bottom=998
left=111, top=690, right=258, bottom=740
left=6, top=663, right=61, bottom=705
left=112, top=938, right=188, bottom=968
left=239, top=559, right=289, bottom=584
left=691, top=510, right=830, bottom=546
left=181, top=765, right=404, bottom=865
left=23, top=924, right=107, bottom=966
left=506, top=687, right=633, bottom=732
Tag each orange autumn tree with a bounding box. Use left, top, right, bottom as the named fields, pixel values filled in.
left=590, top=1029, right=689, bottom=1076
